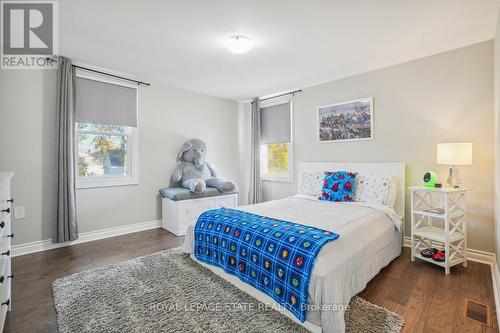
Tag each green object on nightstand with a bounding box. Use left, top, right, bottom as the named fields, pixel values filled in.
left=423, top=171, right=438, bottom=187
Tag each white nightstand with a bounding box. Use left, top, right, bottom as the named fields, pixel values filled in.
left=409, top=186, right=467, bottom=274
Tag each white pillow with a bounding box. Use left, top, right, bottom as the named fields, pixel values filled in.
left=299, top=171, right=324, bottom=198
left=383, top=177, right=398, bottom=208
left=354, top=173, right=391, bottom=205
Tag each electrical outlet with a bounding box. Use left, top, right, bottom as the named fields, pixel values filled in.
left=14, top=206, right=25, bottom=219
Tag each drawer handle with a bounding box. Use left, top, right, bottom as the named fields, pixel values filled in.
left=0, top=222, right=4, bottom=229
left=7, top=233, right=13, bottom=238
left=1, top=300, right=9, bottom=306
left=1, top=251, right=10, bottom=257
left=1, top=208, right=9, bottom=214
left=6, top=199, right=13, bottom=204
left=7, top=274, right=13, bottom=280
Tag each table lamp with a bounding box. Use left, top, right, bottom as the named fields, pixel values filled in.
left=436, top=143, right=472, bottom=188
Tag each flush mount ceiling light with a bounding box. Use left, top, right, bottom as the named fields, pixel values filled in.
left=225, top=35, right=253, bottom=54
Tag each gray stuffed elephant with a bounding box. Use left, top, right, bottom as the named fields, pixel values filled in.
left=170, top=138, right=237, bottom=193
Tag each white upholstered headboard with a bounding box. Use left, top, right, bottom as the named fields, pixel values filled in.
left=297, top=162, right=406, bottom=219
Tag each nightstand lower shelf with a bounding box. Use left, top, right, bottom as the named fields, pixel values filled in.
left=411, top=235, right=467, bottom=274
left=413, top=251, right=466, bottom=269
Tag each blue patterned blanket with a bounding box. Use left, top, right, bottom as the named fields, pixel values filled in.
left=194, top=208, right=339, bottom=322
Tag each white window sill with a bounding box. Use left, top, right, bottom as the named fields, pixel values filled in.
left=76, top=176, right=139, bottom=189
left=262, top=175, right=294, bottom=183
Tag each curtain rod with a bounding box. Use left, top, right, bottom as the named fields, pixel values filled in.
left=46, top=57, right=151, bottom=86
left=252, top=89, right=302, bottom=103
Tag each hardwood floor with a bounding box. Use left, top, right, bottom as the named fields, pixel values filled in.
left=4, top=228, right=184, bottom=333
left=359, top=247, right=498, bottom=333
left=4, top=229, right=497, bottom=333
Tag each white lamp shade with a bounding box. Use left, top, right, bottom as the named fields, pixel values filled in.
left=436, top=143, right=472, bottom=165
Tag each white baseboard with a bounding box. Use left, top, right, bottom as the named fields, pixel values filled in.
left=12, top=220, right=162, bottom=257
left=492, top=257, right=500, bottom=330
left=403, top=236, right=500, bottom=325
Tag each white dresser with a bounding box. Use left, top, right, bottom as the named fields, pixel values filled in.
left=0, top=172, right=13, bottom=331
left=162, top=193, right=238, bottom=236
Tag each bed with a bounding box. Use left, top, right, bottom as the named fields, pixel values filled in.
left=184, top=162, right=405, bottom=333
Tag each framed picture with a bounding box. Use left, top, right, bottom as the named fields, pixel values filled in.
left=317, top=97, right=373, bottom=143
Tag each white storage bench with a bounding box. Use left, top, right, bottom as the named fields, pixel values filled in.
left=159, top=187, right=238, bottom=236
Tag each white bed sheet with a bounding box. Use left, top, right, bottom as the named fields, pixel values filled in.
left=184, top=195, right=402, bottom=333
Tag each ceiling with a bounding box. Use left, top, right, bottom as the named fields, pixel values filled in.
left=60, top=0, right=500, bottom=101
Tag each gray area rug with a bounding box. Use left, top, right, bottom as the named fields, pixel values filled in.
left=53, top=248, right=404, bottom=333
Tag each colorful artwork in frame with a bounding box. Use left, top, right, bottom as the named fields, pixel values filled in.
left=318, top=97, right=373, bottom=143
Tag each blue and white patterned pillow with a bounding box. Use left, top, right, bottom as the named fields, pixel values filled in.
left=320, top=171, right=357, bottom=202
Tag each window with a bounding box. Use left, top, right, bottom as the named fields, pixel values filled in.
left=75, top=73, right=138, bottom=188
left=261, top=142, right=291, bottom=177
left=260, top=98, right=293, bottom=182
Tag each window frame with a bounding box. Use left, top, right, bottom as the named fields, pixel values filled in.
left=260, top=96, right=294, bottom=183
left=75, top=71, right=139, bottom=189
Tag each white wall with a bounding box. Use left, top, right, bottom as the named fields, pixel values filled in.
left=0, top=70, right=57, bottom=246
left=0, top=41, right=494, bottom=253
left=243, top=41, right=495, bottom=253
left=0, top=70, right=240, bottom=245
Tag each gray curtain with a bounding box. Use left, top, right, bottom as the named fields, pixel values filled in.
left=247, top=97, right=262, bottom=204
left=53, top=56, right=78, bottom=243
